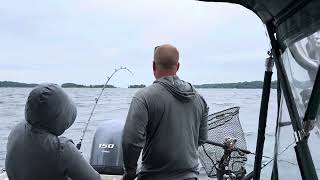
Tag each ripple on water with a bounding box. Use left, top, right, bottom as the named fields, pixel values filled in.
left=244, top=132, right=256, bottom=136
left=210, top=102, right=235, bottom=106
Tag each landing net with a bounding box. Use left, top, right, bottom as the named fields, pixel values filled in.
left=199, top=107, right=247, bottom=178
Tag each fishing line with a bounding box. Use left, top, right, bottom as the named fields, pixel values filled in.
left=206, top=139, right=298, bottom=171
left=242, top=141, right=298, bottom=169
left=258, top=141, right=320, bottom=171
left=106, top=107, right=128, bottom=113
left=260, top=141, right=295, bottom=169
left=76, top=67, right=133, bottom=150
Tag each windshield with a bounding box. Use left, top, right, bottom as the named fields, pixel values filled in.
left=277, top=29, right=320, bottom=178
left=283, top=30, right=320, bottom=123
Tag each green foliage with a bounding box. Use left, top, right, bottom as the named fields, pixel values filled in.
left=194, top=81, right=277, bottom=89
left=61, top=83, right=86, bottom=88
left=62, top=83, right=116, bottom=88
left=1, top=81, right=277, bottom=89
left=0, top=81, right=116, bottom=88
left=128, top=84, right=146, bottom=88
left=0, top=81, right=38, bottom=88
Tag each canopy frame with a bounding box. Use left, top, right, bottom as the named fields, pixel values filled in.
left=265, top=22, right=318, bottom=180
left=198, top=0, right=320, bottom=179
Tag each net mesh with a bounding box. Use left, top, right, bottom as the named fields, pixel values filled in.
left=199, top=107, right=247, bottom=178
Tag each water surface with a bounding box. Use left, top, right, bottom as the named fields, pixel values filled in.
left=0, top=88, right=278, bottom=179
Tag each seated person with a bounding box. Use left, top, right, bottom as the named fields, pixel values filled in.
left=306, top=30, right=320, bottom=61
left=5, top=84, right=101, bottom=180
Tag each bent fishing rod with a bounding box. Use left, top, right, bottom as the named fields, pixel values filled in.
left=76, top=67, right=133, bottom=150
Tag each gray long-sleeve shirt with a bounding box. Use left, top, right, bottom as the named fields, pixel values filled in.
left=122, top=76, right=208, bottom=180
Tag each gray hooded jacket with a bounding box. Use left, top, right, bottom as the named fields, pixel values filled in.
left=5, top=84, right=101, bottom=180
left=122, top=76, right=208, bottom=180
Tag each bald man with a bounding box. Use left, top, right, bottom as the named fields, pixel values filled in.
left=122, top=44, right=208, bottom=180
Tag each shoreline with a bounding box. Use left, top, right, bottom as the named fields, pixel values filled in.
left=0, top=81, right=277, bottom=89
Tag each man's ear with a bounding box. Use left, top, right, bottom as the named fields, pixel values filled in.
left=153, top=61, right=156, bottom=71
left=176, top=62, right=180, bottom=71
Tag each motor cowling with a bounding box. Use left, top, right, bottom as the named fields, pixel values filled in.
left=90, top=120, right=124, bottom=175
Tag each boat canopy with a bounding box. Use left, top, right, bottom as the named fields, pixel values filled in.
left=199, top=1, right=320, bottom=179
left=199, top=0, right=320, bottom=48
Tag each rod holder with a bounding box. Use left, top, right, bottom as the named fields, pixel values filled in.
left=265, top=52, right=275, bottom=72
left=253, top=50, right=274, bottom=180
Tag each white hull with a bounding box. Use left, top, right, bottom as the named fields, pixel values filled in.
left=0, top=172, right=214, bottom=180
left=0, top=173, right=122, bottom=180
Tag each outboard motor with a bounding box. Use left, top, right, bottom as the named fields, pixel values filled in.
left=90, top=120, right=124, bottom=175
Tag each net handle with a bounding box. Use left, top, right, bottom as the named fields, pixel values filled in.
left=205, top=140, right=251, bottom=154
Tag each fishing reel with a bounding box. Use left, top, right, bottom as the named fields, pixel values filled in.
left=213, top=138, right=247, bottom=180
left=199, top=107, right=248, bottom=180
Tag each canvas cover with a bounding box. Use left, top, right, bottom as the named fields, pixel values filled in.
left=199, top=0, right=320, bottom=48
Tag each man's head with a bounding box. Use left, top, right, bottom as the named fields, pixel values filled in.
left=308, top=31, right=320, bottom=49
left=153, top=44, right=180, bottom=79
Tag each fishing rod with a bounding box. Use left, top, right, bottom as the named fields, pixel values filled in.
left=76, top=67, right=133, bottom=150
left=207, top=139, right=300, bottom=165
left=134, top=139, right=297, bottom=180
left=205, top=139, right=301, bottom=180
left=206, top=140, right=273, bottom=159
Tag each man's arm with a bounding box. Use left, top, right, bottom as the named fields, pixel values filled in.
left=198, top=96, right=209, bottom=146
left=122, top=96, right=148, bottom=180
left=59, top=137, right=101, bottom=180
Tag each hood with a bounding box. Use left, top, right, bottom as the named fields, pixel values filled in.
left=25, top=84, right=77, bottom=136
left=154, top=76, right=196, bottom=102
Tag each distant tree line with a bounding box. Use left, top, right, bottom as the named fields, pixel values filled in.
left=0, top=81, right=115, bottom=88
left=128, top=84, right=146, bottom=88
left=61, top=83, right=115, bottom=88
left=0, top=81, right=38, bottom=88
left=1, top=81, right=277, bottom=89
left=194, top=81, right=277, bottom=89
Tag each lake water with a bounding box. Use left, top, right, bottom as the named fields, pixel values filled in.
left=0, top=88, right=280, bottom=179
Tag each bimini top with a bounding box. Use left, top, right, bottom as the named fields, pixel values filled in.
left=199, top=0, right=320, bottom=48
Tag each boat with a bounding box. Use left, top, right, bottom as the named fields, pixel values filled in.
left=0, top=173, right=122, bottom=180
left=0, top=107, right=245, bottom=180
left=195, top=0, right=320, bottom=179
left=1, top=0, right=320, bottom=179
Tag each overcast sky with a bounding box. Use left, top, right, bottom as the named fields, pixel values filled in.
left=0, top=0, right=271, bottom=87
